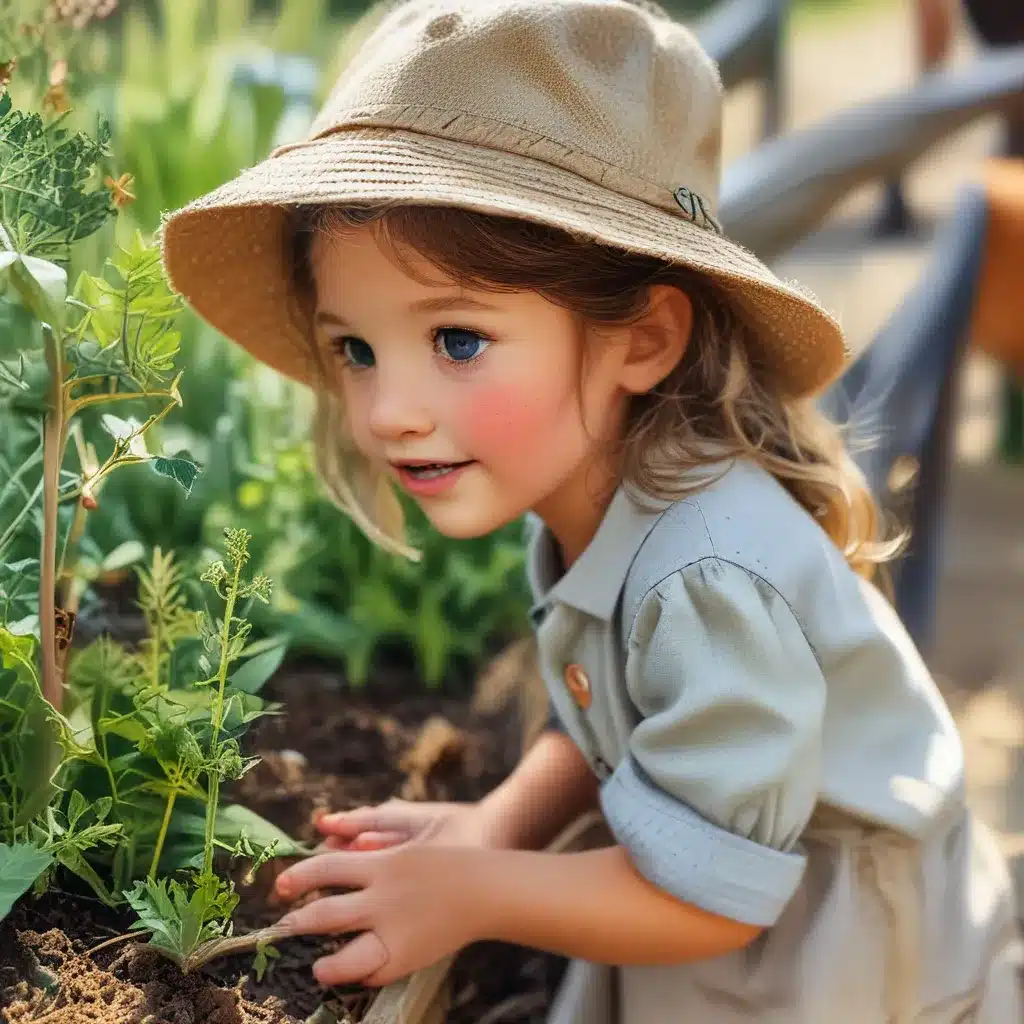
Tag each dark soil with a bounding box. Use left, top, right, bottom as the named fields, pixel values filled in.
left=0, top=920, right=296, bottom=1024
left=0, top=652, right=567, bottom=1024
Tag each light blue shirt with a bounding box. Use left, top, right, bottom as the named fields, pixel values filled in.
left=526, top=458, right=966, bottom=926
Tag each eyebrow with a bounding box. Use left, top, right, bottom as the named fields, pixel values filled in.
left=314, top=294, right=501, bottom=328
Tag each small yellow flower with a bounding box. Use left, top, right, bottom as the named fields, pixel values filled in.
left=104, top=172, right=136, bottom=208
left=42, top=83, right=71, bottom=114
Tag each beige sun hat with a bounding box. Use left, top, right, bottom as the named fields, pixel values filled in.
left=161, top=0, right=850, bottom=398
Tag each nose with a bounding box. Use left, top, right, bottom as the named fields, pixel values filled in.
left=367, top=365, right=434, bottom=441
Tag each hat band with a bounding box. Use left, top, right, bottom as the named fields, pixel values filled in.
left=271, top=110, right=724, bottom=236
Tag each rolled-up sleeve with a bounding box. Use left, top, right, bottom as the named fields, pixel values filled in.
left=599, top=557, right=826, bottom=927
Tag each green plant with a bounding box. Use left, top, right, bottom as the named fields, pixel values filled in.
left=72, top=0, right=334, bottom=559
left=0, top=619, right=124, bottom=911
left=0, top=532, right=303, bottom=971
left=203, top=432, right=533, bottom=688
left=0, top=83, right=203, bottom=703
left=109, top=527, right=287, bottom=970
left=0, top=83, right=299, bottom=951
left=15, top=0, right=534, bottom=691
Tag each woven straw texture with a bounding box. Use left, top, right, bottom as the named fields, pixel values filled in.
left=161, top=0, right=850, bottom=397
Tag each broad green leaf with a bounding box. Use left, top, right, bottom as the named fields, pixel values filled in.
left=66, top=701, right=95, bottom=751
left=0, top=257, right=65, bottom=328
left=5, top=616, right=39, bottom=639
left=98, top=714, right=149, bottom=745
left=0, top=625, right=38, bottom=684
left=20, top=256, right=68, bottom=314
left=169, top=804, right=308, bottom=859
left=228, top=638, right=287, bottom=695
left=150, top=454, right=201, bottom=496
left=101, top=541, right=146, bottom=573
left=217, top=804, right=309, bottom=857
left=0, top=843, right=53, bottom=920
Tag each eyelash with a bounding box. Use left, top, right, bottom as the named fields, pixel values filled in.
left=332, top=327, right=492, bottom=372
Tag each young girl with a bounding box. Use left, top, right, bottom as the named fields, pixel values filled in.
left=161, top=0, right=1022, bottom=1019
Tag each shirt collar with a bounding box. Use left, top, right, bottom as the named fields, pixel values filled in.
left=526, top=482, right=672, bottom=623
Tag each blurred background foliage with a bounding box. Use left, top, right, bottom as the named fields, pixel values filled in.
left=1, top=0, right=545, bottom=689
left=0, top=0, right=875, bottom=689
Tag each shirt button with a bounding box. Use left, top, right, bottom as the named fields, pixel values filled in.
left=564, top=663, right=592, bottom=709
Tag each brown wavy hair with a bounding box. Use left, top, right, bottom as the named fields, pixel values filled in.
left=289, top=202, right=900, bottom=579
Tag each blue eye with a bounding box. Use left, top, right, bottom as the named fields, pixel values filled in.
left=339, top=337, right=375, bottom=368
left=437, top=328, right=489, bottom=363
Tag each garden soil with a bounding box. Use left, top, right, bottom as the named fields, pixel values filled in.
left=0, top=657, right=567, bottom=1024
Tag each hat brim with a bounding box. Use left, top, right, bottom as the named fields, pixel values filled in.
left=161, top=126, right=849, bottom=397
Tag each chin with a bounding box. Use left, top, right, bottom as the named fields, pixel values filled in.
left=420, top=505, right=513, bottom=540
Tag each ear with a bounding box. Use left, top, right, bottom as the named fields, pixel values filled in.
left=616, top=284, right=692, bottom=395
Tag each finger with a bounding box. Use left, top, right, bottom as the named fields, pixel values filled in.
left=349, top=831, right=409, bottom=851
left=278, top=892, right=369, bottom=938
left=319, top=831, right=409, bottom=852
left=316, top=805, right=415, bottom=839
left=313, top=931, right=390, bottom=987
left=274, top=851, right=374, bottom=901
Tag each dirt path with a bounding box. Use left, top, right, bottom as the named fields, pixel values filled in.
left=722, top=1, right=1024, bottom=898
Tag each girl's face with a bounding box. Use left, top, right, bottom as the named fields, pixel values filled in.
left=311, top=225, right=683, bottom=561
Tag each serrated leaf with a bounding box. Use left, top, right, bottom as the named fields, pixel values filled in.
left=253, top=940, right=280, bottom=982
left=52, top=846, right=118, bottom=907
left=67, top=789, right=88, bottom=828
left=150, top=454, right=201, bottom=496
left=0, top=843, right=54, bottom=920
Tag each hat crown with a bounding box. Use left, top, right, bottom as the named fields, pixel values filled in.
left=308, top=0, right=724, bottom=218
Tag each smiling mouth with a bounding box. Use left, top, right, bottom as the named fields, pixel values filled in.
left=393, top=460, right=474, bottom=480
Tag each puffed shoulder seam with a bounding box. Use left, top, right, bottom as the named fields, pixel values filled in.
left=623, top=554, right=824, bottom=672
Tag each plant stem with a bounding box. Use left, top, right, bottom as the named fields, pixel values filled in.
left=101, top=733, right=118, bottom=806
left=56, top=495, right=88, bottom=617
left=86, top=931, right=151, bottom=958
left=40, top=325, right=68, bottom=712
left=150, top=613, right=163, bottom=690
left=202, top=561, right=243, bottom=877
left=149, top=789, right=176, bottom=879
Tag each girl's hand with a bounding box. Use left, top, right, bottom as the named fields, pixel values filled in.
left=315, top=798, right=490, bottom=852
left=274, top=843, right=488, bottom=987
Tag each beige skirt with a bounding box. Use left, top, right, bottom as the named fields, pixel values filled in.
left=548, top=806, right=1023, bottom=1024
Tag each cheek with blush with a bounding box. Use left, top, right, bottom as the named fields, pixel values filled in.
left=458, top=380, right=580, bottom=468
